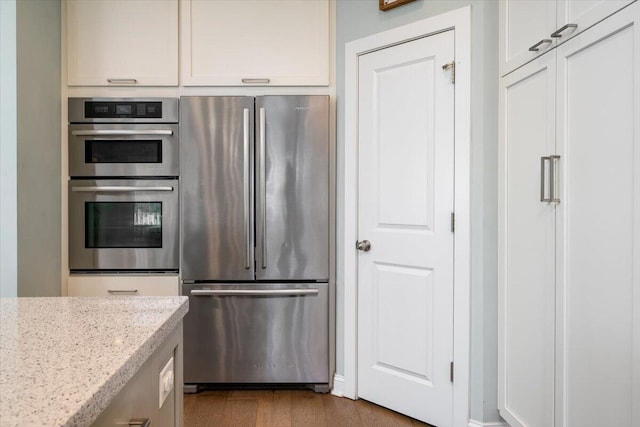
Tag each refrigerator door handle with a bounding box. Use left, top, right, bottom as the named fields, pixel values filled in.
left=243, top=108, right=251, bottom=269
left=259, top=107, right=267, bottom=269
left=190, top=289, right=319, bottom=296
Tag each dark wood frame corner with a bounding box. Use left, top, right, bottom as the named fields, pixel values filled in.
left=378, top=0, right=416, bottom=12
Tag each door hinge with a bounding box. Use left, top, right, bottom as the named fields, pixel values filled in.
left=442, top=61, right=455, bottom=84
left=450, top=362, right=454, bottom=382
left=451, top=212, right=455, bottom=233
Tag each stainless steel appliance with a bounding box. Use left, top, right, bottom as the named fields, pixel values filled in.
left=68, top=98, right=179, bottom=177
left=180, top=96, right=331, bottom=390
left=68, top=98, right=179, bottom=273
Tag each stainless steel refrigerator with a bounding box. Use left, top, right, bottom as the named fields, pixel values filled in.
left=180, top=96, right=331, bottom=391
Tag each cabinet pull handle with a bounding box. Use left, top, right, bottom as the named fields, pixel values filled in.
left=107, top=289, right=139, bottom=294
left=242, top=78, right=270, bottom=84
left=129, top=418, right=150, bottom=427
left=529, top=39, right=552, bottom=52
left=107, top=78, right=138, bottom=84
left=540, top=156, right=551, bottom=202
left=550, top=155, right=561, bottom=203
left=551, top=23, right=577, bottom=38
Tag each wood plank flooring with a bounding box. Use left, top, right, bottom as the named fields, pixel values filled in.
left=183, top=389, right=433, bottom=427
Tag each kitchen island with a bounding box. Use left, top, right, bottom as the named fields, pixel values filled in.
left=0, top=296, right=188, bottom=426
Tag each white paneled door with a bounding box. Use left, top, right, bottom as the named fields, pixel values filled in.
left=357, top=30, right=455, bottom=427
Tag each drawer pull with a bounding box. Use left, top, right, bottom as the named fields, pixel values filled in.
left=107, top=289, right=139, bottom=294
left=551, top=23, right=577, bottom=38
left=107, top=78, right=138, bottom=84
left=529, top=39, right=552, bottom=52
left=241, top=78, right=270, bottom=84
left=129, top=418, right=150, bottom=427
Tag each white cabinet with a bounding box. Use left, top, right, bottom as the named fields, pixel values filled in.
left=67, top=275, right=179, bottom=296
left=181, top=0, right=329, bottom=86
left=498, top=53, right=557, bottom=427
left=499, top=0, right=634, bottom=75
left=66, top=0, right=178, bottom=86
left=498, top=3, right=640, bottom=427
left=93, top=323, right=183, bottom=427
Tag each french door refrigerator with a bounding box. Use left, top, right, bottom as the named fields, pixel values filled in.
left=180, top=96, right=330, bottom=391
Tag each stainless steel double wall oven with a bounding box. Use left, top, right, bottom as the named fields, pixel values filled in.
left=68, top=98, right=179, bottom=272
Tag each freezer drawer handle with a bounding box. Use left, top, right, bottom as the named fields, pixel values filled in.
left=190, top=289, right=319, bottom=297
left=71, top=186, right=174, bottom=192
left=71, top=130, right=173, bottom=136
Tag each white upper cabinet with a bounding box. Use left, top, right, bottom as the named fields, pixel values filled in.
left=181, top=0, right=329, bottom=86
left=66, top=0, right=178, bottom=86
left=499, top=0, right=634, bottom=76
left=499, top=0, right=557, bottom=77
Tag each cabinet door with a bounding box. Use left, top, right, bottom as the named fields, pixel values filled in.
left=67, top=0, right=178, bottom=86
left=499, top=0, right=557, bottom=76
left=555, top=0, right=634, bottom=45
left=181, top=0, right=329, bottom=86
left=555, top=4, right=640, bottom=426
left=498, top=54, right=556, bottom=427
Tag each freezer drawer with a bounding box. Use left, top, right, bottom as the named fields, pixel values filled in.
left=182, top=283, right=329, bottom=384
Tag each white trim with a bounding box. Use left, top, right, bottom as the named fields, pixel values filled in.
left=342, top=6, right=472, bottom=426
left=331, top=374, right=345, bottom=397
left=468, top=420, right=510, bottom=427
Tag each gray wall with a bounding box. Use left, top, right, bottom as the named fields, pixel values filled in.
left=0, top=0, right=18, bottom=297
left=16, top=0, right=61, bottom=297
left=335, top=0, right=499, bottom=423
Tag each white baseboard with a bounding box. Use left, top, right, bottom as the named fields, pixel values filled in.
left=331, top=374, right=345, bottom=397
left=468, top=420, right=509, bottom=427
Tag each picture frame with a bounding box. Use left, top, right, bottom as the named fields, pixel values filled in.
left=379, top=0, right=416, bottom=12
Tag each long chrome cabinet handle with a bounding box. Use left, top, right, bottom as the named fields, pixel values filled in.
left=550, top=155, right=561, bottom=203
left=107, top=289, right=138, bottom=294
left=551, top=23, right=577, bottom=38
left=541, top=156, right=551, bottom=202
left=259, top=107, right=267, bottom=269
left=529, top=39, right=552, bottom=52
left=243, top=108, right=251, bottom=270
left=190, top=289, right=319, bottom=296
left=71, top=186, right=174, bottom=192
left=107, top=78, right=138, bottom=84
left=71, top=130, right=173, bottom=136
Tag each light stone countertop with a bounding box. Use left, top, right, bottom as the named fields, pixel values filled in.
left=0, top=296, right=188, bottom=427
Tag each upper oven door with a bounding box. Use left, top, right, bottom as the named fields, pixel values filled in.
left=68, top=179, right=179, bottom=271
left=68, top=123, right=179, bottom=177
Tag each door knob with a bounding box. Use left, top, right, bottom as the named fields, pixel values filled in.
left=356, top=240, right=371, bottom=252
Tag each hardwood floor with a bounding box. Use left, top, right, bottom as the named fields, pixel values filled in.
left=183, top=389, right=433, bottom=427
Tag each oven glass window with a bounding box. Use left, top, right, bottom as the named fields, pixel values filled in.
left=85, top=140, right=162, bottom=163
left=85, top=202, right=162, bottom=248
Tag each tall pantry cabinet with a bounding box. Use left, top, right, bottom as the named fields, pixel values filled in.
left=498, top=2, right=640, bottom=427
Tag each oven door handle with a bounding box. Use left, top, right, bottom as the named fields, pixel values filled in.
left=71, top=130, right=173, bottom=136
left=71, top=186, right=174, bottom=192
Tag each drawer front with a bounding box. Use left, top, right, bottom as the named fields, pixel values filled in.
left=182, top=283, right=329, bottom=384
left=68, top=275, right=179, bottom=296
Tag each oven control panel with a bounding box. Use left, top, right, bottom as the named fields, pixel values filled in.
left=68, top=98, right=179, bottom=123
left=85, top=101, right=162, bottom=119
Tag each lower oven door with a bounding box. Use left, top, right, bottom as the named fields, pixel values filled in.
left=182, top=283, right=329, bottom=384
left=69, top=179, right=179, bottom=272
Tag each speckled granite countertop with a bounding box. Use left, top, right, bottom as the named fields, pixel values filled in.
left=0, top=296, right=188, bottom=427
